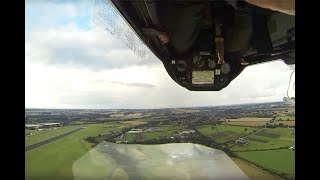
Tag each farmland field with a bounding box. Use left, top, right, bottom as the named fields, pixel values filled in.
left=229, top=128, right=295, bottom=151
left=143, top=131, right=174, bottom=140
left=124, top=131, right=176, bottom=142
left=123, top=125, right=189, bottom=142
left=25, top=123, right=131, bottom=180
left=276, top=116, right=295, bottom=121
left=160, top=125, right=186, bottom=131
left=236, top=150, right=295, bottom=179
left=124, top=133, right=136, bottom=142
left=271, top=121, right=295, bottom=126
left=232, top=158, right=282, bottom=180
left=121, top=120, right=147, bottom=126
left=222, top=121, right=268, bottom=127
left=196, top=125, right=259, bottom=143
left=226, top=118, right=271, bottom=122
left=223, top=117, right=272, bottom=127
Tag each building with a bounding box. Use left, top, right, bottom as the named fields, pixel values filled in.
left=145, top=127, right=161, bottom=132
left=128, top=128, right=143, bottom=133
left=25, top=122, right=61, bottom=130
left=25, top=124, right=41, bottom=130
left=288, top=145, right=295, bottom=150
left=180, top=130, right=195, bottom=134
left=40, top=123, right=61, bottom=128
left=235, top=137, right=248, bottom=144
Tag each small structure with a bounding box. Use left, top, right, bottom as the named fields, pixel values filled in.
left=288, top=145, right=295, bottom=150
left=235, top=137, right=248, bottom=144
left=40, top=123, right=61, bottom=128
left=25, top=122, right=61, bottom=130
left=180, top=130, right=195, bottom=134
left=25, top=124, right=41, bottom=130
left=145, top=127, right=161, bottom=132
left=128, top=128, right=143, bottom=133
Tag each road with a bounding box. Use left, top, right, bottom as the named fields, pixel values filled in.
left=242, top=127, right=265, bottom=138
left=222, top=127, right=265, bottom=144
left=25, top=127, right=85, bottom=152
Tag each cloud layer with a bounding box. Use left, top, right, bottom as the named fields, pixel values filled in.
left=25, top=0, right=295, bottom=109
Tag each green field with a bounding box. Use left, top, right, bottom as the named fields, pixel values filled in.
left=196, top=125, right=258, bottom=143
left=25, top=123, right=129, bottom=180
left=124, top=133, right=137, bottom=142
left=236, top=150, right=295, bottom=179
left=160, top=125, right=186, bottom=131
left=25, top=129, right=35, bottom=135
left=123, top=125, right=188, bottom=142
left=143, top=131, right=174, bottom=140
left=276, top=116, right=295, bottom=121
left=124, top=131, right=175, bottom=142
left=228, top=128, right=295, bottom=151
left=232, top=158, right=282, bottom=180
left=25, top=125, right=83, bottom=147
left=26, top=123, right=295, bottom=180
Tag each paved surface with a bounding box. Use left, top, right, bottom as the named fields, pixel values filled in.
left=25, top=127, right=85, bottom=152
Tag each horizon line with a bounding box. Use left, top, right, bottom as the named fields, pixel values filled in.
left=25, top=101, right=283, bottom=110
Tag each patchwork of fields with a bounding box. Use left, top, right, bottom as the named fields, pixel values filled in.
left=123, top=125, right=187, bottom=142
left=195, top=125, right=258, bottom=143
left=228, top=128, right=295, bottom=151
left=236, top=150, right=295, bottom=179
left=195, top=123, right=295, bottom=179
left=25, top=122, right=134, bottom=180
left=26, top=115, right=295, bottom=180
left=232, top=158, right=282, bottom=180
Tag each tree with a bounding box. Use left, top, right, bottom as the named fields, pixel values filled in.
left=244, top=128, right=247, bottom=131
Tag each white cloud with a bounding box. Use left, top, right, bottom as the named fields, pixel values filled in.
left=26, top=24, right=158, bottom=71
left=25, top=0, right=295, bottom=109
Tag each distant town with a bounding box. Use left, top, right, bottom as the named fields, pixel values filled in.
left=26, top=101, right=295, bottom=180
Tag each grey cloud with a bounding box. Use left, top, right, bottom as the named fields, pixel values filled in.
left=56, top=91, right=123, bottom=108
left=26, top=26, right=161, bottom=71
left=107, top=81, right=156, bottom=88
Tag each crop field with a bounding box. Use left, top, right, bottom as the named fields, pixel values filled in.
left=25, top=123, right=131, bottom=180
left=226, top=118, right=271, bottom=122
left=69, top=121, right=86, bottom=125
left=171, top=109, right=201, bottom=114
left=160, top=125, right=186, bottom=131
left=122, top=125, right=189, bottom=142
left=222, top=121, right=268, bottom=127
left=276, top=116, right=295, bottom=121
left=236, top=150, right=295, bottom=179
left=196, top=125, right=258, bottom=143
left=123, top=131, right=175, bottom=142
left=271, top=121, right=295, bottom=126
left=228, top=128, right=295, bottom=151
left=121, top=120, right=147, bottom=126
left=124, top=133, right=136, bottom=142
left=143, top=131, right=174, bottom=140
left=222, top=117, right=272, bottom=127
left=232, top=158, right=282, bottom=180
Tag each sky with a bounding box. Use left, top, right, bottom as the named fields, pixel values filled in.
left=25, top=0, right=295, bottom=109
